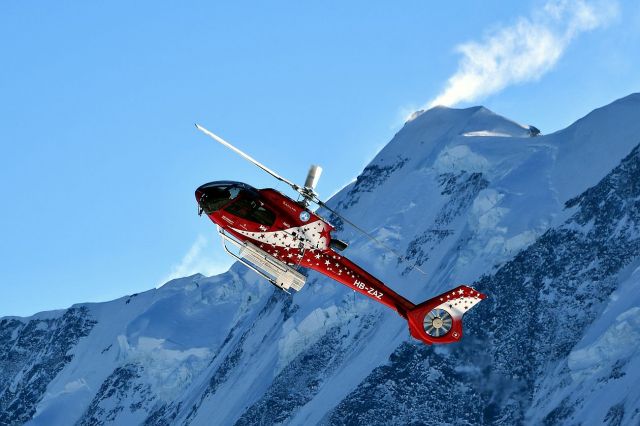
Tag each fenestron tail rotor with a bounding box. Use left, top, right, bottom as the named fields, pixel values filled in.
left=424, top=308, right=453, bottom=337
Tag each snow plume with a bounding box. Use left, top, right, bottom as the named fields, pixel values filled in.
left=426, top=0, right=618, bottom=109
left=157, top=235, right=231, bottom=287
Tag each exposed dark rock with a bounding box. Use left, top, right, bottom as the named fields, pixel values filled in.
left=339, top=157, right=409, bottom=209
left=0, top=307, right=96, bottom=426
left=77, top=363, right=154, bottom=426
left=328, top=143, right=640, bottom=425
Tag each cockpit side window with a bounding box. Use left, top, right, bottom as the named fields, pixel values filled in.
left=224, top=197, right=276, bottom=227
left=228, top=187, right=241, bottom=200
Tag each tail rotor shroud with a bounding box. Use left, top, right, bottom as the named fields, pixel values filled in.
left=424, top=308, right=453, bottom=337
left=407, top=285, right=486, bottom=344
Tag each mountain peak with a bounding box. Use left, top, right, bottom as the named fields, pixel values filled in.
left=4, top=94, right=640, bottom=426
left=405, top=104, right=531, bottom=140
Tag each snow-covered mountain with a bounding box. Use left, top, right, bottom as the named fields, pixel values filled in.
left=2, top=94, right=640, bottom=425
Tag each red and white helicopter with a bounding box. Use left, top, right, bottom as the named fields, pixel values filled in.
left=194, top=124, right=486, bottom=345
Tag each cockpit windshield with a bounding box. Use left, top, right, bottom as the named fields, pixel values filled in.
left=197, top=181, right=274, bottom=227
left=198, top=185, right=241, bottom=215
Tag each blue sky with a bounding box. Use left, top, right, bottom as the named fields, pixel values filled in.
left=1, top=0, right=639, bottom=317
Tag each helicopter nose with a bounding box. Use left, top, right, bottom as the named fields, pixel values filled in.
left=195, top=188, right=209, bottom=217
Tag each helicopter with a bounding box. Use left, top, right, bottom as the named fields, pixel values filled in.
left=194, top=124, right=486, bottom=345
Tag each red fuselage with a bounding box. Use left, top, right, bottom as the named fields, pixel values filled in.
left=195, top=180, right=486, bottom=345
left=195, top=180, right=415, bottom=317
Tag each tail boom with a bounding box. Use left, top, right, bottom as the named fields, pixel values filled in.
left=306, top=250, right=415, bottom=317
left=305, top=250, right=486, bottom=345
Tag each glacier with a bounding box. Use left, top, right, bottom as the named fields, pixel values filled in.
left=1, top=94, right=640, bottom=425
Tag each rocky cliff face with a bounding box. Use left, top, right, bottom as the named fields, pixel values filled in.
left=329, top=142, right=640, bottom=426
left=0, top=308, right=96, bottom=425
left=2, top=94, right=640, bottom=426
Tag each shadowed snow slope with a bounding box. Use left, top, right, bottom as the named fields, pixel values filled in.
left=2, top=94, right=640, bottom=425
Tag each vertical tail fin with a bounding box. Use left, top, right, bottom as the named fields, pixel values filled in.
left=406, top=285, right=486, bottom=345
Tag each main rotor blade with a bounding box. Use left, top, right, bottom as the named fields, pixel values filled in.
left=314, top=198, right=427, bottom=275
left=195, top=124, right=299, bottom=190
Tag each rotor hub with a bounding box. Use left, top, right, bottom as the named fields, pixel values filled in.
left=423, top=308, right=452, bottom=337
left=431, top=317, right=444, bottom=328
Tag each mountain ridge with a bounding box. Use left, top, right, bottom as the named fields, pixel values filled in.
left=2, top=94, right=640, bottom=425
